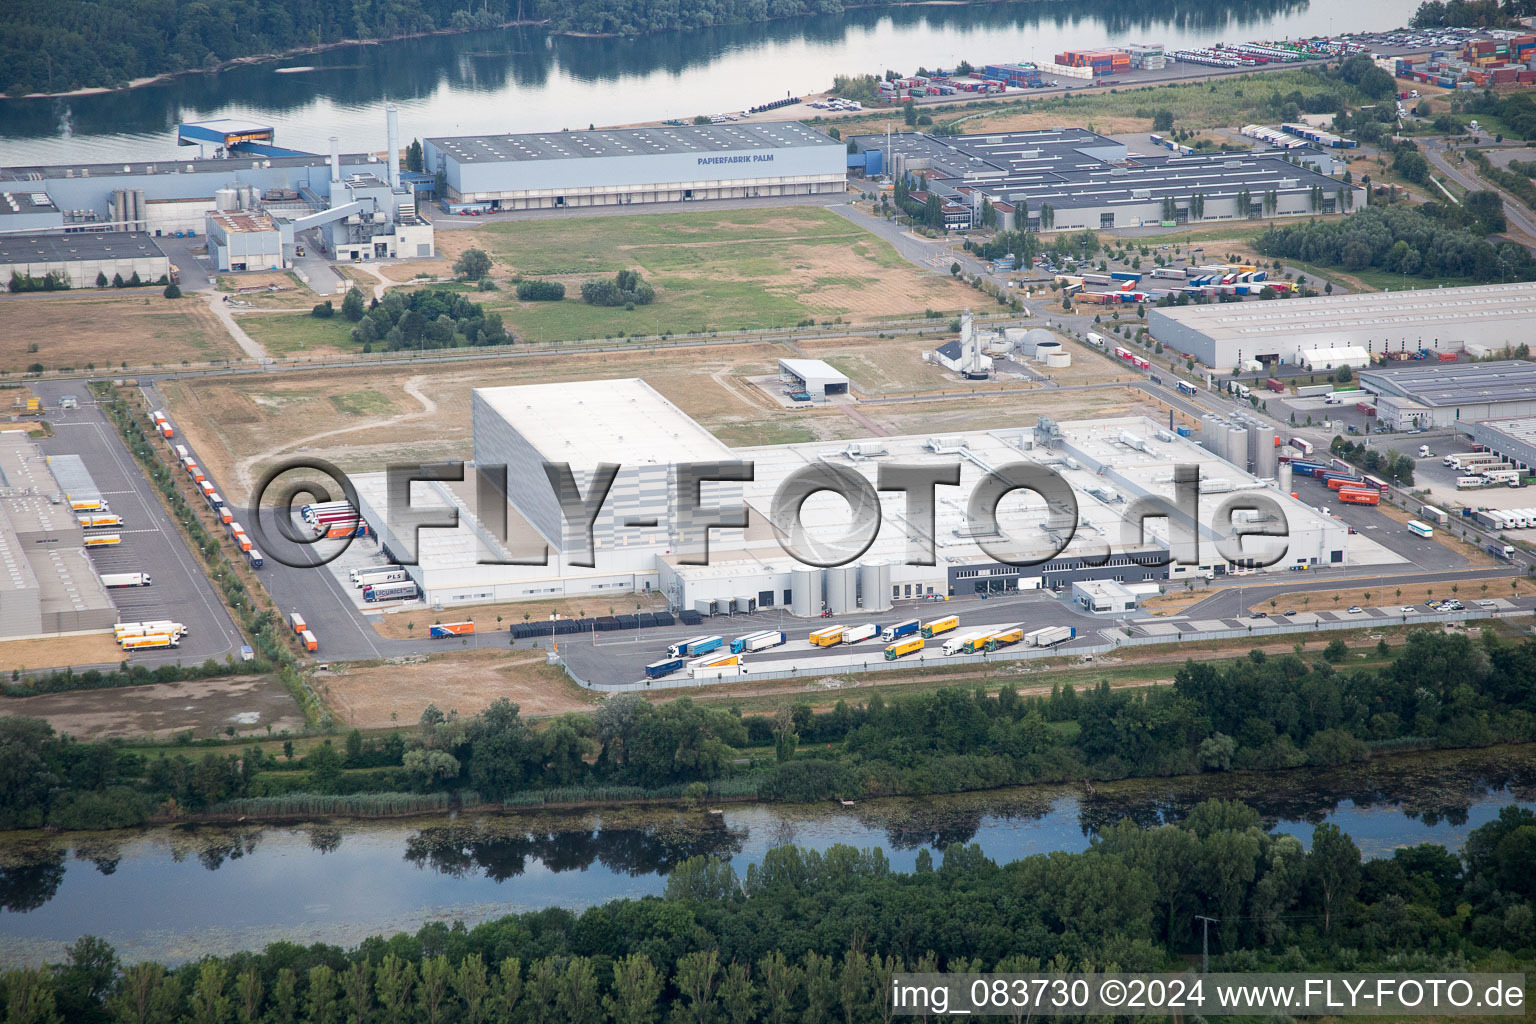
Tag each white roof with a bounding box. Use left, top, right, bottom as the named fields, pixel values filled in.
left=1301, top=346, right=1370, bottom=366
left=473, top=378, right=730, bottom=466
left=778, top=358, right=849, bottom=385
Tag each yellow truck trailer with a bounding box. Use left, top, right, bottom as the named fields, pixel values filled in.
left=884, top=637, right=924, bottom=660
left=809, top=625, right=845, bottom=647
left=920, top=615, right=959, bottom=638
left=982, top=624, right=1025, bottom=651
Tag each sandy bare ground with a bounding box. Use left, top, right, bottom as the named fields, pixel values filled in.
left=0, top=634, right=123, bottom=672
left=318, top=651, right=598, bottom=727
left=166, top=336, right=967, bottom=503
left=0, top=675, right=305, bottom=741
left=0, top=292, right=243, bottom=373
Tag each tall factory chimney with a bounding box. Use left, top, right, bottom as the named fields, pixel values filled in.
left=386, top=105, right=401, bottom=191
left=329, top=136, right=341, bottom=184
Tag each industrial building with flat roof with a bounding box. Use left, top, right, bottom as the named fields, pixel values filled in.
left=0, top=433, right=117, bottom=639
left=0, top=232, right=170, bottom=289
left=423, top=123, right=846, bottom=211
left=1149, top=282, right=1536, bottom=373
left=777, top=359, right=850, bottom=399
left=1469, top=418, right=1536, bottom=473
left=1360, top=360, right=1536, bottom=429
left=846, top=127, right=1367, bottom=231
left=343, top=378, right=1387, bottom=611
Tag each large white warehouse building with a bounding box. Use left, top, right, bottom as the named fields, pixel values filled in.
left=349, top=378, right=1376, bottom=612
left=1148, top=282, right=1536, bottom=372
left=423, top=123, right=847, bottom=211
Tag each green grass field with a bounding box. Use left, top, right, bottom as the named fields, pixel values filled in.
left=462, top=206, right=965, bottom=342
left=239, top=312, right=356, bottom=356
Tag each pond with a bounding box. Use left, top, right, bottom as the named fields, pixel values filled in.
left=3, top=744, right=1529, bottom=965
left=0, top=0, right=1419, bottom=165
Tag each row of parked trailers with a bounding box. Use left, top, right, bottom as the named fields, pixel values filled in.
left=644, top=617, right=1077, bottom=681
left=1472, top=508, right=1536, bottom=529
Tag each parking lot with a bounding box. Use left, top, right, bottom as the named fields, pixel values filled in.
left=558, top=588, right=1108, bottom=686
left=28, top=380, right=247, bottom=669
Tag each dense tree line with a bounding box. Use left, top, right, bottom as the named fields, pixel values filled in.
left=1411, top=0, right=1536, bottom=27
left=6, top=800, right=1536, bottom=1022
left=347, top=288, right=508, bottom=350
left=8, top=631, right=1536, bottom=830
left=1254, top=202, right=1536, bottom=282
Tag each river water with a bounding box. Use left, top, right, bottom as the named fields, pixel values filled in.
left=0, top=0, right=1418, bottom=166
left=1, top=746, right=1532, bottom=965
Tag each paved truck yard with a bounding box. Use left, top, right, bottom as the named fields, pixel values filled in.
left=27, top=380, right=246, bottom=669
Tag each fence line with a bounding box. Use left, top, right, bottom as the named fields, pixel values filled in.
left=559, top=607, right=1521, bottom=693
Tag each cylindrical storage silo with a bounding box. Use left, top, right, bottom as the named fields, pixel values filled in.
left=1046, top=351, right=1071, bottom=368
left=790, top=567, right=821, bottom=617
left=826, top=565, right=858, bottom=615
left=860, top=561, right=893, bottom=612
left=1278, top=461, right=1294, bottom=493
left=1255, top=440, right=1278, bottom=479
left=215, top=187, right=238, bottom=211
left=1200, top=415, right=1222, bottom=458
left=1226, top=426, right=1248, bottom=470
left=1034, top=340, right=1063, bottom=360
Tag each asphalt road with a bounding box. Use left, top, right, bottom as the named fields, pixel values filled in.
left=27, top=380, right=247, bottom=670
left=1423, top=139, right=1536, bottom=248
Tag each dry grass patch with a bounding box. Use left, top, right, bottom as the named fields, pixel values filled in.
left=319, top=651, right=598, bottom=727
left=0, top=293, right=242, bottom=372
left=0, top=633, right=123, bottom=672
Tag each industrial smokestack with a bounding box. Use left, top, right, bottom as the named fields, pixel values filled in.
left=329, top=136, right=341, bottom=184
left=386, top=105, right=401, bottom=191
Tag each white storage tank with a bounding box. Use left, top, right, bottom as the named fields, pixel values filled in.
left=1279, top=461, right=1294, bottom=493
left=860, top=561, right=892, bottom=612
left=1045, top=352, right=1071, bottom=368
left=826, top=565, right=858, bottom=615
left=215, top=187, right=239, bottom=211
left=790, top=567, right=821, bottom=617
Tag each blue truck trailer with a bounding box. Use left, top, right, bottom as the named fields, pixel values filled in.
left=645, top=658, right=684, bottom=679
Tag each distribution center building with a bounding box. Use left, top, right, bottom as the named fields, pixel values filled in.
left=423, top=123, right=847, bottom=211
left=1149, top=282, right=1536, bottom=372
left=1469, top=418, right=1536, bottom=472
left=846, top=127, right=1367, bottom=231
left=1359, top=361, right=1536, bottom=430
left=0, top=433, right=117, bottom=639
left=344, top=378, right=1386, bottom=611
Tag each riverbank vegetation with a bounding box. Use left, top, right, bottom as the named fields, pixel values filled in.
left=1411, top=0, right=1536, bottom=29
left=5, top=802, right=1536, bottom=1021
left=5, top=630, right=1536, bottom=830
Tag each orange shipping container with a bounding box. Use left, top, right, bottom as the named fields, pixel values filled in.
left=301, top=629, right=318, bottom=652
left=290, top=612, right=307, bottom=634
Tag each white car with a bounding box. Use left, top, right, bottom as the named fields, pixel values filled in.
left=1346, top=605, right=1364, bottom=614
left=1400, top=606, right=1418, bottom=613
